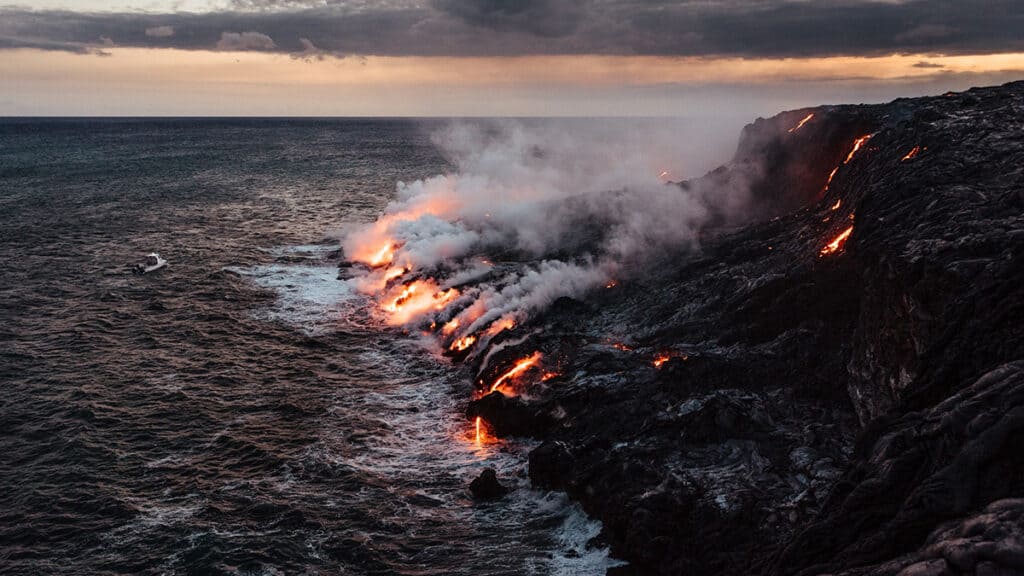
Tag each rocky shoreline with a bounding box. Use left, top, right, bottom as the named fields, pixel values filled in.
left=464, top=81, right=1024, bottom=575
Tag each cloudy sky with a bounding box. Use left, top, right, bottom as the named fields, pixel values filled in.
left=2, top=0, right=1023, bottom=116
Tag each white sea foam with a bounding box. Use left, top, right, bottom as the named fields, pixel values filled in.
left=228, top=255, right=354, bottom=335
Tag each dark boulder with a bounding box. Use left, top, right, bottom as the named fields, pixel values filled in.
left=469, top=468, right=509, bottom=500
left=466, top=391, right=556, bottom=438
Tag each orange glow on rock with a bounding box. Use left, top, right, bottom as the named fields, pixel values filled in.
left=382, top=280, right=459, bottom=325
left=368, top=243, right=394, bottom=267
left=844, top=134, right=873, bottom=164
left=653, top=354, right=671, bottom=368
left=451, top=334, right=477, bottom=352
left=822, top=166, right=839, bottom=194
left=483, top=316, right=516, bottom=338
left=442, top=318, right=460, bottom=335
left=788, top=113, right=815, bottom=133
left=830, top=198, right=842, bottom=211
left=901, top=146, right=923, bottom=161
left=820, top=225, right=854, bottom=256
left=489, top=352, right=543, bottom=393
left=383, top=266, right=406, bottom=282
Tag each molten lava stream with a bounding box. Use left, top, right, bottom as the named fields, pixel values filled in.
left=901, top=146, right=923, bottom=161
left=820, top=225, right=854, bottom=257
left=788, top=113, right=815, bottom=133
left=458, top=414, right=496, bottom=449
left=473, top=415, right=493, bottom=445
left=483, top=317, right=516, bottom=338
left=363, top=242, right=395, bottom=268
left=488, top=352, right=543, bottom=394
left=441, top=318, right=460, bottom=335
left=844, top=134, right=873, bottom=164
left=450, top=334, right=476, bottom=352
left=382, top=280, right=459, bottom=325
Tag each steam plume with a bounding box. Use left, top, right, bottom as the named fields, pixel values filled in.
left=341, top=118, right=751, bottom=342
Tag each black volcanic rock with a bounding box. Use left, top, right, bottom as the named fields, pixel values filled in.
left=469, top=468, right=509, bottom=500
left=773, top=361, right=1024, bottom=575
left=466, top=391, right=557, bottom=437
left=460, top=81, right=1024, bottom=575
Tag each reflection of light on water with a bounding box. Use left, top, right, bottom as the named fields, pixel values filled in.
left=233, top=242, right=625, bottom=575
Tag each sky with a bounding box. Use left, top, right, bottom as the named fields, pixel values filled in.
left=1, top=0, right=1023, bottom=116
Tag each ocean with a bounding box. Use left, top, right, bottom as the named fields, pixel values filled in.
left=0, top=118, right=616, bottom=575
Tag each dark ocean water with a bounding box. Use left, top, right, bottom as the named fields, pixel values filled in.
left=0, top=119, right=614, bottom=575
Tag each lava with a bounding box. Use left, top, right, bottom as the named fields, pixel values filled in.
left=368, top=243, right=394, bottom=268
left=820, top=225, right=854, bottom=257
left=605, top=280, right=618, bottom=289
left=653, top=354, right=671, bottom=368
left=844, top=134, right=873, bottom=164
left=611, top=342, right=634, bottom=352
left=830, top=198, right=842, bottom=211
left=901, top=146, right=923, bottom=161
left=383, top=280, right=460, bottom=325
left=383, top=266, right=406, bottom=282
left=441, top=318, right=460, bottom=335
left=451, top=335, right=476, bottom=352
left=474, top=416, right=483, bottom=443
left=489, top=352, right=543, bottom=393
left=823, top=167, right=839, bottom=192
left=788, top=113, right=815, bottom=133
left=821, top=133, right=872, bottom=205
left=483, top=316, right=516, bottom=337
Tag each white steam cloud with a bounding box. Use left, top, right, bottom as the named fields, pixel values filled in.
left=341, top=118, right=752, bottom=348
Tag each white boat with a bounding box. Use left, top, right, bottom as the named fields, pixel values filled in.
left=132, top=252, right=167, bottom=275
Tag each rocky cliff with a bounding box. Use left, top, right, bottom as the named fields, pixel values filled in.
left=467, top=81, right=1024, bottom=575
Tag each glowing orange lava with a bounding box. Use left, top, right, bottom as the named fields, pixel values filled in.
left=475, top=416, right=483, bottom=443
left=788, top=113, right=815, bottom=133
left=442, top=318, right=460, bottom=335
left=541, top=371, right=560, bottom=381
left=368, top=243, right=394, bottom=267
left=383, top=266, right=406, bottom=282
left=820, top=225, right=854, bottom=257
left=830, top=198, right=842, bottom=211
left=483, top=317, right=516, bottom=337
left=382, top=280, right=459, bottom=325
left=489, top=352, right=543, bottom=393
left=823, top=167, right=839, bottom=192
left=611, top=342, right=634, bottom=351
left=844, top=134, right=873, bottom=164
left=605, top=280, right=618, bottom=289
left=901, top=146, right=922, bottom=161
left=451, top=335, right=477, bottom=352
left=653, top=354, right=671, bottom=368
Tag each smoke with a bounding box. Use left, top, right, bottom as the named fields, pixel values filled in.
left=341, top=117, right=752, bottom=341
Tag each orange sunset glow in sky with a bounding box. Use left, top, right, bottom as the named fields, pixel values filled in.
left=2, top=1, right=1023, bottom=116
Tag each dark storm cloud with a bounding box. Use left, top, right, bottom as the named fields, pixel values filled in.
left=0, top=0, right=1022, bottom=58
left=431, top=0, right=586, bottom=38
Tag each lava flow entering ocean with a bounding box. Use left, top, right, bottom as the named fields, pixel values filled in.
left=488, top=352, right=543, bottom=394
